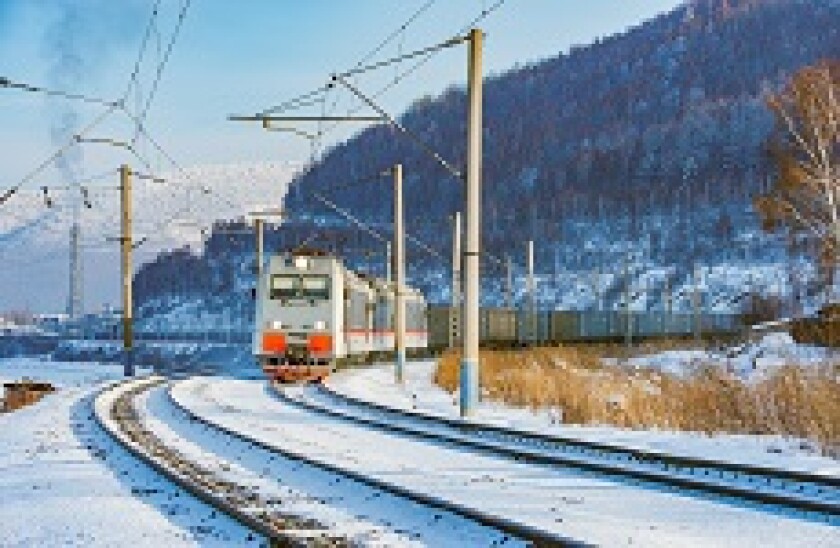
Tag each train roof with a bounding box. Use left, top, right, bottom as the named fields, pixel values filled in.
left=288, top=247, right=329, bottom=257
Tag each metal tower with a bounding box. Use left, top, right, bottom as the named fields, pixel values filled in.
left=67, top=205, right=83, bottom=319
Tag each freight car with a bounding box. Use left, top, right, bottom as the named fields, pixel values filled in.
left=255, top=251, right=428, bottom=382
left=427, top=306, right=742, bottom=350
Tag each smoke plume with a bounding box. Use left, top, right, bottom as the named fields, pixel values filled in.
left=42, top=0, right=145, bottom=181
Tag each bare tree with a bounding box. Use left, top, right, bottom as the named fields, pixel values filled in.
left=756, top=60, right=839, bottom=297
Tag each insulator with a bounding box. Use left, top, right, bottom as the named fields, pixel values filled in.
left=41, top=186, right=53, bottom=208
left=81, top=187, right=92, bottom=208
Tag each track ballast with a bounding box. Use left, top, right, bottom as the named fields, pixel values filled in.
left=95, top=377, right=353, bottom=547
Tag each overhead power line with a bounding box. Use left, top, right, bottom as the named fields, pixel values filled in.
left=336, top=35, right=467, bottom=79
left=312, top=194, right=388, bottom=244
left=230, top=115, right=385, bottom=122
left=333, top=74, right=463, bottom=179
left=122, top=0, right=163, bottom=102
left=135, top=0, right=194, bottom=129
left=4, top=169, right=119, bottom=194
left=311, top=192, right=445, bottom=261
left=0, top=76, right=123, bottom=108
left=237, top=1, right=509, bottom=268
left=257, top=0, right=438, bottom=118
left=0, top=104, right=120, bottom=206
left=356, top=0, right=439, bottom=69
left=319, top=0, right=506, bottom=141
left=259, top=85, right=334, bottom=117
left=371, top=0, right=505, bottom=98
left=317, top=0, right=440, bottom=135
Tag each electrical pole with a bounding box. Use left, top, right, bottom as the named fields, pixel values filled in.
left=386, top=241, right=392, bottom=282
left=693, top=262, right=702, bottom=342
left=393, top=164, right=406, bottom=384
left=247, top=208, right=283, bottom=350
left=665, top=270, right=672, bottom=334
left=451, top=211, right=462, bottom=348
left=506, top=254, right=513, bottom=310
left=255, top=217, right=264, bottom=289
left=119, top=164, right=134, bottom=377
left=527, top=240, right=535, bottom=344
left=625, top=253, right=632, bottom=348
left=67, top=222, right=83, bottom=321
left=597, top=263, right=604, bottom=310
left=461, top=28, right=482, bottom=417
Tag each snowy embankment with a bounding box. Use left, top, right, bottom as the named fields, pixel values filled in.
left=140, top=382, right=509, bottom=546
left=620, top=332, right=840, bottom=381
left=328, top=359, right=839, bottom=477
left=174, top=376, right=838, bottom=547
left=0, top=358, right=256, bottom=546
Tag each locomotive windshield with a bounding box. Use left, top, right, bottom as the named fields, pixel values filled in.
left=270, top=274, right=330, bottom=300
left=270, top=275, right=298, bottom=299
left=301, top=275, right=330, bottom=299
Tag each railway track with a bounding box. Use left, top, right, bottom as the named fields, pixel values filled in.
left=94, top=377, right=351, bottom=547
left=277, top=382, right=840, bottom=520
left=165, top=381, right=580, bottom=547
left=98, top=376, right=561, bottom=547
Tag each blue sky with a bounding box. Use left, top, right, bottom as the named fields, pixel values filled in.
left=1, top=0, right=684, bottom=185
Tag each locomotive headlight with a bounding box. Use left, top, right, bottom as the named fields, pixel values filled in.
left=314, top=320, right=326, bottom=331
left=269, top=320, right=283, bottom=330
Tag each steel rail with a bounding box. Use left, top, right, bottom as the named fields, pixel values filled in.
left=320, top=384, right=840, bottom=488
left=274, top=383, right=840, bottom=518
left=166, top=381, right=585, bottom=547
left=93, top=377, right=345, bottom=547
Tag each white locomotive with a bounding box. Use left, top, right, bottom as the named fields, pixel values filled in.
left=254, top=250, right=428, bottom=382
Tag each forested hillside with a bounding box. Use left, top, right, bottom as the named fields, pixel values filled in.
left=134, top=0, right=840, bottom=325
left=285, top=0, right=836, bottom=252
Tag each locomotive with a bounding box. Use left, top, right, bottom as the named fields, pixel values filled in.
left=254, top=251, right=428, bottom=382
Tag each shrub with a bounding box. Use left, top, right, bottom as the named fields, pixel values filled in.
left=435, top=345, right=839, bottom=456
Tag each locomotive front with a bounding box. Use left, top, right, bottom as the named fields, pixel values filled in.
left=255, top=253, right=342, bottom=382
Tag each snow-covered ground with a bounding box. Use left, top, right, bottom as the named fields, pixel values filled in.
left=328, top=360, right=840, bottom=477
left=135, top=381, right=513, bottom=546
left=174, top=376, right=839, bottom=547
left=0, top=358, right=257, bottom=546
left=620, top=332, right=840, bottom=380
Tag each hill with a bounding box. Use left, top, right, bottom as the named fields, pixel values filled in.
left=132, top=0, right=840, bottom=331
left=0, top=162, right=297, bottom=313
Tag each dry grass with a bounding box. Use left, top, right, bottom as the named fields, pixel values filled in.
left=435, top=345, right=839, bottom=456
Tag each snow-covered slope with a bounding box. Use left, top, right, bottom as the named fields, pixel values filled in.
left=0, top=161, right=298, bottom=313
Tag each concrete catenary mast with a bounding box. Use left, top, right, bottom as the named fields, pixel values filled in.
left=461, top=28, right=483, bottom=416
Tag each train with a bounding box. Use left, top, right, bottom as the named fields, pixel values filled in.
left=427, top=306, right=743, bottom=349
left=254, top=251, right=744, bottom=382
left=254, top=251, right=428, bottom=382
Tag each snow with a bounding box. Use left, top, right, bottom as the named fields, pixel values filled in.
left=134, top=380, right=512, bottom=547
left=0, top=358, right=258, bottom=546
left=0, top=319, right=51, bottom=336
left=623, top=332, right=840, bottom=380
left=173, top=376, right=840, bottom=547
left=0, top=161, right=299, bottom=312
left=328, top=360, right=840, bottom=478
